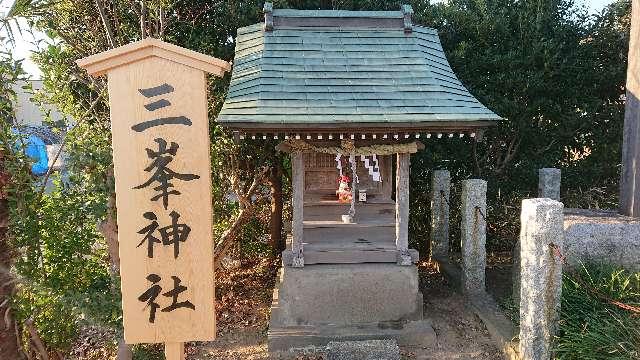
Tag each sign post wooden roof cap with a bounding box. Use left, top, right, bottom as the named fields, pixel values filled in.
left=76, top=37, right=231, bottom=77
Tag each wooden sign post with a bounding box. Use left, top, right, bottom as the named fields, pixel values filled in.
left=620, top=0, right=640, bottom=217
left=77, top=39, right=230, bottom=359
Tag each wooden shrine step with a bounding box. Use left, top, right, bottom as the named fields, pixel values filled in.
left=282, top=248, right=419, bottom=265
left=302, top=226, right=395, bottom=245
left=304, top=203, right=395, bottom=221
left=303, top=218, right=395, bottom=229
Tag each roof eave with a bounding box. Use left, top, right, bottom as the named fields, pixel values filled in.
left=215, top=119, right=500, bottom=133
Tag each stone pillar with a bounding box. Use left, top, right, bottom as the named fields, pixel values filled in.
left=430, top=170, right=450, bottom=259
left=538, top=168, right=561, bottom=201
left=396, top=153, right=411, bottom=265
left=291, top=151, right=305, bottom=267
left=461, top=179, right=487, bottom=295
left=514, top=168, right=561, bottom=302
left=519, top=198, right=564, bottom=360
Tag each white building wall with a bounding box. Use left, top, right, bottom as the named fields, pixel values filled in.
left=12, top=80, right=67, bottom=126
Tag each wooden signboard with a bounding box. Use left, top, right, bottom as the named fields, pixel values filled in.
left=620, top=0, right=640, bottom=217
left=77, top=39, right=230, bottom=355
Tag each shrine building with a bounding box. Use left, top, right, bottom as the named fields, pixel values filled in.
left=218, top=3, right=500, bottom=351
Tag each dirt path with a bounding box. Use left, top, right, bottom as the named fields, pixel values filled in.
left=70, top=256, right=502, bottom=359
left=403, top=262, right=502, bottom=359
left=190, top=330, right=268, bottom=360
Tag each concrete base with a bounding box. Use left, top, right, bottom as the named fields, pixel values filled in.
left=269, top=321, right=436, bottom=352
left=326, top=340, right=400, bottom=360
left=564, top=208, right=640, bottom=271
left=268, top=263, right=429, bottom=352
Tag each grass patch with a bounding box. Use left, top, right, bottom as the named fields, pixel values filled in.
left=554, top=264, right=640, bottom=359
left=498, top=295, right=519, bottom=325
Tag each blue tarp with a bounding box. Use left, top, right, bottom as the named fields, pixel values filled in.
left=16, top=132, right=49, bottom=176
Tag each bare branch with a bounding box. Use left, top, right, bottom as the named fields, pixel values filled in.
left=213, top=207, right=252, bottom=270
left=159, top=6, right=165, bottom=39
left=494, top=135, right=521, bottom=175
left=94, top=0, right=118, bottom=48
left=140, top=0, right=147, bottom=39
left=534, top=139, right=557, bottom=155
left=213, top=166, right=269, bottom=267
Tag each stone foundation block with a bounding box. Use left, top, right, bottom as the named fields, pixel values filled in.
left=271, top=264, right=423, bottom=326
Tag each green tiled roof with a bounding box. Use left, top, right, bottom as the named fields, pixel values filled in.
left=218, top=8, right=501, bottom=130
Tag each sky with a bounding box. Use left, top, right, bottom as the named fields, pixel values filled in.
left=1, top=0, right=617, bottom=79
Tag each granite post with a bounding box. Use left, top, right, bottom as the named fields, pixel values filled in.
left=461, top=179, right=487, bottom=295
left=538, top=168, right=561, bottom=201
left=396, top=153, right=412, bottom=265
left=519, top=198, right=564, bottom=360
left=514, top=168, right=562, bottom=303
left=430, top=170, right=450, bottom=259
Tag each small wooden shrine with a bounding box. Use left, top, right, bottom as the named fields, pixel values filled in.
left=218, top=3, right=500, bottom=350
left=219, top=3, right=500, bottom=268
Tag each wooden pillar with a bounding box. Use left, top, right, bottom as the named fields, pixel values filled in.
left=620, top=0, right=640, bottom=217
left=291, top=151, right=305, bottom=267
left=396, top=153, right=412, bottom=265
left=165, top=343, right=185, bottom=360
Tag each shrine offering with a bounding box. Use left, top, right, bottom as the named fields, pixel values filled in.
left=77, top=38, right=230, bottom=347
left=336, top=175, right=352, bottom=203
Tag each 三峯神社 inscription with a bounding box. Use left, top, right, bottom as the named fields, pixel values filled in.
left=77, top=38, right=230, bottom=350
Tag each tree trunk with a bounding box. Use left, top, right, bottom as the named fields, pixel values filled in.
left=97, top=183, right=132, bottom=360
left=0, top=198, right=22, bottom=359
left=268, top=162, right=284, bottom=254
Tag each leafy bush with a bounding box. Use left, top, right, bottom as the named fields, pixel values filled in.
left=10, top=179, right=120, bottom=351
left=555, top=264, right=640, bottom=359
left=408, top=0, right=631, bottom=254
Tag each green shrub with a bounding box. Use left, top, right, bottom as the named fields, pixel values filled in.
left=555, top=264, right=640, bottom=359
left=10, top=178, right=120, bottom=351
left=12, top=287, right=79, bottom=351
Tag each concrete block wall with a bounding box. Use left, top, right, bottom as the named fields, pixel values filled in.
left=564, top=208, right=640, bottom=272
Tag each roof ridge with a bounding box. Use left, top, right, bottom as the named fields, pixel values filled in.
left=263, top=3, right=414, bottom=32
left=272, top=9, right=404, bottom=19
